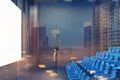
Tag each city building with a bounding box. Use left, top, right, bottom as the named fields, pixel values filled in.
left=84, top=21, right=92, bottom=49
left=39, top=27, right=48, bottom=50
left=93, top=0, right=120, bottom=54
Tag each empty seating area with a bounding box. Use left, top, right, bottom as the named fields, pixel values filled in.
left=65, top=47, right=120, bottom=80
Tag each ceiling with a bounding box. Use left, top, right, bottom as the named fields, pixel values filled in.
left=12, top=0, right=91, bottom=3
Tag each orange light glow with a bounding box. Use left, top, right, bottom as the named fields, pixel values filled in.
left=70, top=57, right=77, bottom=60
left=96, top=76, right=104, bottom=78
left=97, top=77, right=108, bottom=80
left=38, top=64, right=46, bottom=68
left=20, top=57, right=25, bottom=61
left=49, top=73, right=58, bottom=77
left=22, top=51, right=26, bottom=54
left=45, top=70, right=53, bottom=74
left=46, top=70, right=58, bottom=77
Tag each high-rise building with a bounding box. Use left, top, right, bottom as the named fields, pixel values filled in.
left=84, top=21, right=92, bottom=48
left=93, top=0, right=120, bottom=54
left=39, top=27, right=48, bottom=50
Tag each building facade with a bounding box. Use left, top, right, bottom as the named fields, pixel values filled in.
left=93, top=0, right=120, bottom=54
left=84, top=21, right=92, bottom=49
left=39, top=27, right=48, bottom=50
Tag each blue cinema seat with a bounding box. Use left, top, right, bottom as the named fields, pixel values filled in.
left=66, top=47, right=120, bottom=80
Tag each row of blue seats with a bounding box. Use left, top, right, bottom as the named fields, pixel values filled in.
left=108, top=47, right=120, bottom=52
left=65, top=61, right=91, bottom=80
left=66, top=47, right=120, bottom=80
left=79, top=56, right=120, bottom=79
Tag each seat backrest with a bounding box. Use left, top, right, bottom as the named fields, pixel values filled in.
left=109, top=66, right=116, bottom=78
left=99, top=61, right=105, bottom=71
left=116, top=69, right=120, bottom=78
left=95, top=60, right=100, bottom=69
left=104, top=63, right=110, bottom=74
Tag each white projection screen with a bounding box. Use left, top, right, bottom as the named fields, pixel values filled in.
left=0, top=0, right=21, bottom=67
